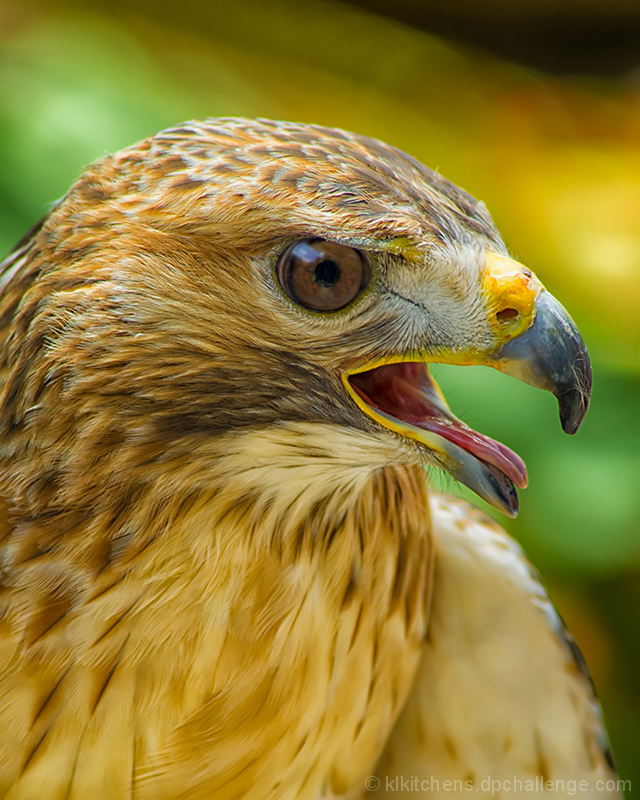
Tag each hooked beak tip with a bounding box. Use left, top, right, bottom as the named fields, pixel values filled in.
left=559, top=384, right=591, bottom=435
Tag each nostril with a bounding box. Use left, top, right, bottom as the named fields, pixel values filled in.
left=496, top=307, right=519, bottom=323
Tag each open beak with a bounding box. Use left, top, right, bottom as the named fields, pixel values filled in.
left=342, top=255, right=592, bottom=518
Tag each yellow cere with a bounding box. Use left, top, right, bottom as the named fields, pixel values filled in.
left=482, top=252, right=544, bottom=341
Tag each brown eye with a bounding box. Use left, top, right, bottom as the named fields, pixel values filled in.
left=277, top=238, right=371, bottom=312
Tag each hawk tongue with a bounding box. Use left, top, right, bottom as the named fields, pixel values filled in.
left=349, top=362, right=528, bottom=489
left=413, top=416, right=528, bottom=489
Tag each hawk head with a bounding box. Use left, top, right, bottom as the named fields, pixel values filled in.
left=2, top=118, right=591, bottom=518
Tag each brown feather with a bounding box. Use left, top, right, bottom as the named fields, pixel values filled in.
left=0, top=118, right=613, bottom=799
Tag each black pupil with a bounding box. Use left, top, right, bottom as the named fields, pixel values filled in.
left=314, top=259, right=340, bottom=288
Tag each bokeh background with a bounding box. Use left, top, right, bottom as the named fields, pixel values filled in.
left=1, top=0, right=639, bottom=792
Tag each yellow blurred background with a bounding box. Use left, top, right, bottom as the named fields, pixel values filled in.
left=1, top=0, right=639, bottom=792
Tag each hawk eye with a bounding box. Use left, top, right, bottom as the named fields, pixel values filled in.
left=277, top=238, right=371, bottom=312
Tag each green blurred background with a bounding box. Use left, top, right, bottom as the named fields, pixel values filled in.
left=1, top=0, right=639, bottom=791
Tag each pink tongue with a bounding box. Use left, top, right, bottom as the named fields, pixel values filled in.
left=350, top=363, right=528, bottom=489
left=414, top=416, right=528, bottom=489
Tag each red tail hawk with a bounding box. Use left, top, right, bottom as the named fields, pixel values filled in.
left=0, top=119, right=617, bottom=799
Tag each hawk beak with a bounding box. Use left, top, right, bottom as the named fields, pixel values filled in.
left=488, top=290, right=592, bottom=435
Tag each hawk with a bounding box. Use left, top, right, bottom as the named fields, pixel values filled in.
left=0, top=119, right=618, bottom=799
